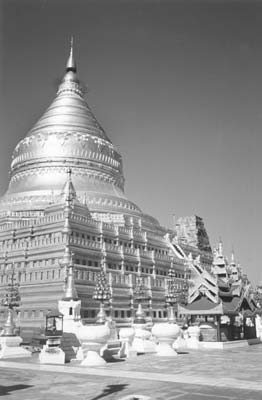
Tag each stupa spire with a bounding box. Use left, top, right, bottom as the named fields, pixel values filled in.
left=66, top=36, right=77, bottom=73
left=62, top=248, right=78, bottom=301
left=1, top=42, right=139, bottom=218
left=61, top=168, right=77, bottom=204
left=64, top=264, right=78, bottom=300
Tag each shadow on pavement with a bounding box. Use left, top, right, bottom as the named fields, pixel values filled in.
left=90, top=384, right=128, bottom=400
left=0, top=384, right=32, bottom=396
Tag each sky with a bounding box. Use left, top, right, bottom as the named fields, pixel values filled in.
left=0, top=0, right=262, bottom=284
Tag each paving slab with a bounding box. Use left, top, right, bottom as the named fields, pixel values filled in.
left=0, top=344, right=262, bottom=399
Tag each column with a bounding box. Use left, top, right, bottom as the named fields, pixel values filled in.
left=216, top=315, right=221, bottom=342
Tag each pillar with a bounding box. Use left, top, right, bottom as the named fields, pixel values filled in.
left=216, top=315, right=221, bottom=342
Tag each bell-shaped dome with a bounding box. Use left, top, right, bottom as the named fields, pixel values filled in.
left=0, top=43, right=141, bottom=217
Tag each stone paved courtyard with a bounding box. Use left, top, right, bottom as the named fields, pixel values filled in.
left=1, top=344, right=262, bottom=399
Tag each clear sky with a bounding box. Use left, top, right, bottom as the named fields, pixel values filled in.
left=1, top=0, right=262, bottom=284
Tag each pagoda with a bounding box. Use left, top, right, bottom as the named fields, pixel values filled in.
left=0, top=41, right=214, bottom=338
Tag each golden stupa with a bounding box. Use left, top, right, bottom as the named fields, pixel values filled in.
left=0, top=41, right=147, bottom=220
left=0, top=41, right=215, bottom=336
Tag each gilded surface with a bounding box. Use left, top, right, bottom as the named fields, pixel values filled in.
left=0, top=52, right=144, bottom=218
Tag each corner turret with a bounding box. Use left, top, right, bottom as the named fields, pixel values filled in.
left=58, top=247, right=81, bottom=334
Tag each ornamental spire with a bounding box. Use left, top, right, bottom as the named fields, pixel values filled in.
left=230, top=250, right=236, bottom=265
left=61, top=168, right=77, bottom=204
left=66, top=36, right=77, bottom=73
left=58, top=38, right=82, bottom=95
left=64, top=265, right=78, bottom=301
left=61, top=246, right=78, bottom=300
left=218, top=238, right=223, bottom=257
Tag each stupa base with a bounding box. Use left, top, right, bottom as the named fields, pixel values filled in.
left=155, top=342, right=178, bottom=357
left=39, top=347, right=65, bottom=365
left=0, top=336, right=31, bottom=359
left=81, top=350, right=106, bottom=366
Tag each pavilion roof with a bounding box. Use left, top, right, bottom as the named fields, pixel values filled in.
left=178, top=297, right=223, bottom=315
left=179, top=294, right=255, bottom=316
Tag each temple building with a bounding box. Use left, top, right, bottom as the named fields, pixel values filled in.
left=178, top=242, right=257, bottom=342
left=0, top=43, right=220, bottom=335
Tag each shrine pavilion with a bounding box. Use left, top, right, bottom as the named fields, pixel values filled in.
left=178, top=243, right=257, bottom=342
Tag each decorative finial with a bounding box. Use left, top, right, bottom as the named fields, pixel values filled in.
left=83, top=192, right=88, bottom=206
left=231, top=249, right=236, bottom=265
left=66, top=36, right=77, bottom=73
left=218, top=238, right=223, bottom=257
left=67, top=167, right=72, bottom=180
left=64, top=265, right=78, bottom=300
left=63, top=250, right=78, bottom=301
left=0, top=267, right=20, bottom=336
left=188, top=252, right=193, bottom=262
left=195, top=254, right=201, bottom=265
left=61, top=168, right=77, bottom=204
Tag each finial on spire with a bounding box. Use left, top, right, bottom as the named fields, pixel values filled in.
left=66, top=36, right=77, bottom=73
left=67, top=167, right=72, bottom=180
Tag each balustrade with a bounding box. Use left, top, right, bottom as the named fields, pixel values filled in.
left=69, top=236, right=102, bottom=250
left=122, top=246, right=136, bottom=256
left=119, top=227, right=132, bottom=236
left=152, top=278, right=165, bottom=288
left=110, top=271, right=129, bottom=286
left=154, top=252, right=171, bottom=262
left=104, top=242, right=120, bottom=253
left=139, top=248, right=151, bottom=258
